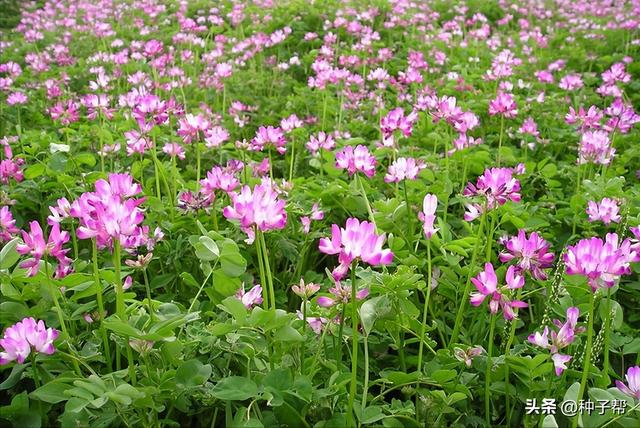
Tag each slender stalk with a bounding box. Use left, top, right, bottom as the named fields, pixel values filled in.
left=497, top=115, right=505, bottom=166
left=259, top=230, right=276, bottom=310
left=417, top=240, right=432, bottom=372
left=142, top=268, right=155, bottom=322
left=93, top=240, right=112, bottom=371
left=113, top=239, right=125, bottom=319
left=151, top=136, right=162, bottom=200
left=402, top=180, right=414, bottom=251
left=211, top=198, right=219, bottom=231
left=503, top=288, right=523, bottom=427
left=254, top=228, right=269, bottom=309
left=361, top=333, right=369, bottom=415
left=485, top=314, right=496, bottom=426
left=573, top=291, right=596, bottom=428
left=450, top=209, right=487, bottom=346
left=336, top=304, right=346, bottom=371
left=346, top=260, right=359, bottom=428
left=485, top=212, right=497, bottom=262
left=288, top=137, right=296, bottom=182
left=44, top=259, right=81, bottom=375
left=31, top=354, right=40, bottom=389
left=355, top=173, right=377, bottom=231
left=196, top=142, right=201, bottom=185
left=603, top=288, right=612, bottom=377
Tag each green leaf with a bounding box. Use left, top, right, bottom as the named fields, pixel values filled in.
left=23, top=164, right=45, bottom=179
left=0, top=365, right=27, bottom=391
left=361, top=406, right=385, bottom=424
left=541, top=415, right=559, bottom=428
left=175, top=359, right=212, bottom=388
left=359, top=295, right=392, bottom=336
left=211, top=377, right=258, bottom=401
left=220, top=241, right=247, bottom=277
left=31, top=381, right=73, bottom=404
left=0, top=238, right=21, bottom=269
left=274, top=325, right=304, bottom=342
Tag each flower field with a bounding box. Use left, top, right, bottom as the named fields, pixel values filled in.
left=1, top=0, right=640, bottom=426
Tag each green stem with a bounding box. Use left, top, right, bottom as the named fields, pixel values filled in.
left=603, top=288, right=612, bottom=377
left=196, top=142, right=201, bottom=185
left=212, top=198, right=219, bottom=231
left=417, top=240, right=432, bottom=373
left=361, top=333, right=369, bottom=415
left=288, top=137, right=296, bottom=182
left=93, top=240, right=112, bottom=371
left=336, top=304, right=346, bottom=371
left=503, top=288, right=523, bottom=426
left=31, top=354, right=40, bottom=389
left=255, top=228, right=269, bottom=310
left=152, top=137, right=162, bottom=200
left=355, top=173, right=377, bottom=231
left=485, top=212, right=497, bottom=262
left=346, top=260, right=359, bottom=428
left=573, top=291, right=596, bottom=428
left=497, top=115, right=505, bottom=166
left=259, top=230, right=276, bottom=310
left=450, top=210, right=487, bottom=346
left=44, top=259, right=81, bottom=375
left=142, top=268, right=155, bottom=323
left=402, top=180, right=414, bottom=251
left=485, top=314, right=496, bottom=426
left=113, top=240, right=124, bottom=319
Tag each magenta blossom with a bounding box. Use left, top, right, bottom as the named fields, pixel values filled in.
left=16, top=221, right=72, bottom=277
left=499, top=230, right=555, bottom=280
left=463, top=167, right=521, bottom=221
left=306, top=131, right=335, bottom=155
left=615, top=366, right=640, bottom=400
left=0, top=206, right=20, bottom=242
left=578, top=130, right=615, bottom=165
left=316, top=281, right=370, bottom=307
left=223, top=181, right=287, bottom=244
left=470, top=264, right=527, bottom=320
left=200, top=165, right=240, bottom=197
left=296, top=311, right=328, bottom=335
left=564, top=233, right=635, bottom=291
left=586, top=198, right=621, bottom=225
left=418, top=194, right=439, bottom=239
left=384, top=157, right=425, bottom=183
left=236, top=284, right=263, bottom=309
left=488, top=91, right=518, bottom=118
left=528, top=307, right=584, bottom=376
left=0, top=317, right=58, bottom=365
left=319, top=218, right=393, bottom=280
left=250, top=126, right=287, bottom=154
left=335, top=145, right=377, bottom=178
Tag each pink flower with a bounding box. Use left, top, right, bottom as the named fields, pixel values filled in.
left=71, top=173, right=156, bottom=251
left=280, top=114, right=303, bottom=133
left=250, top=126, right=287, bottom=154
left=463, top=167, right=521, bottom=221
left=384, top=157, right=425, bottom=183
left=204, top=126, right=230, bottom=148
left=519, top=117, right=539, bottom=137
left=0, top=317, right=58, bottom=365
left=470, top=264, right=527, bottom=320
left=380, top=107, right=418, bottom=144
left=488, top=91, right=518, bottom=118
left=564, top=233, right=635, bottom=291
left=236, top=284, right=263, bottom=309
left=16, top=221, right=72, bottom=277
left=306, top=131, right=335, bottom=155
left=49, top=100, right=79, bottom=125
left=566, top=106, right=602, bottom=131
left=528, top=307, right=584, bottom=376
left=578, top=130, right=615, bottom=165
left=0, top=206, right=20, bottom=242
left=335, top=145, right=377, bottom=178
left=301, top=203, right=324, bottom=233
left=316, top=281, right=369, bottom=307
left=630, top=226, right=640, bottom=262
left=223, top=181, right=287, bottom=243
left=291, top=278, right=320, bottom=299
left=319, top=218, right=393, bottom=280
left=296, top=311, right=327, bottom=335
left=162, top=143, right=185, bottom=160
left=615, top=366, right=640, bottom=400
left=454, top=346, right=485, bottom=367
left=559, top=74, right=584, bottom=91
left=418, top=194, right=439, bottom=239
left=200, top=165, right=240, bottom=196
left=7, top=92, right=28, bottom=105
left=499, top=230, right=555, bottom=280
left=586, top=198, right=621, bottom=225
left=177, top=113, right=210, bottom=144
